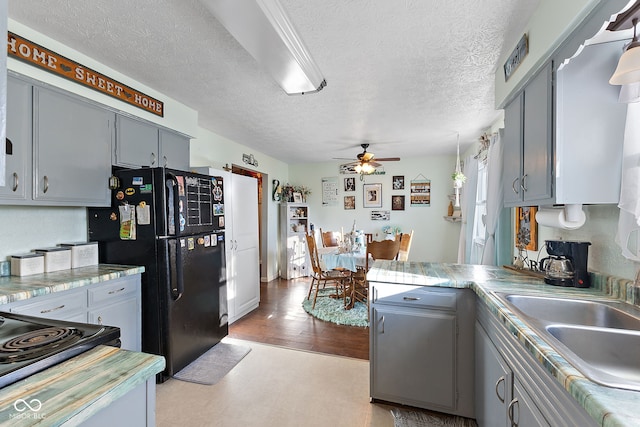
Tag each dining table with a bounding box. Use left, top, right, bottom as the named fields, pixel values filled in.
left=318, top=246, right=370, bottom=309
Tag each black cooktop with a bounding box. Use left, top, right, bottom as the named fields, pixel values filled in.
left=0, top=312, right=120, bottom=389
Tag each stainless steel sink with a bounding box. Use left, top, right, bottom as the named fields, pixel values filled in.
left=493, top=292, right=640, bottom=391
left=546, top=325, right=640, bottom=390
left=502, top=294, right=640, bottom=330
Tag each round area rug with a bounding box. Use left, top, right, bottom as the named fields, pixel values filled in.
left=302, top=288, right=369, bottom=327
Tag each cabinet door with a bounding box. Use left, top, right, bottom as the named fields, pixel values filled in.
left=0, top=76, right=31, bottom=201
left=475, top=322, right=511, bottom=427
left=522, top=63, right=553, bottom=203
left=87, top=276, right=141, bottom=351
left=33, top=87, right=113, bottom=206
left=159, top=129, right=190, bottom=170
left=114, top=114, right=159, bottom=167
left=503, top=92, right=523, bottom=207
left=510, top=377, right=550, bottom=427
left=371, top=304, right=456, bottom=410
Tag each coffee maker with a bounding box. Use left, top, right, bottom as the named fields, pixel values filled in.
left=539, top=240, right=591, bottom=287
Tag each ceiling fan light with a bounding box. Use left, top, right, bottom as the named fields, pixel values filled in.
left=362, top=162, right=375, bottom=174
left=354, top=164, right=363, bottom=173
left=610, top=42, right=640, bottom=85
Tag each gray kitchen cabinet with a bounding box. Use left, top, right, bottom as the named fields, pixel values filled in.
left=114, top=114, right=159, bottom=168
left=114, top=114, right=190, bottom=170
left=369, top=283, right=474, bottom=418
left=475, top=322, right=549, bottom=427
left=475, top=297, right=596, bottom=427
left=1, top=275, right=142, bottom=352
left=0, top=76, right=32, bottom=201
left=33, top=86, right=113, bottom=206
left=503, top=62, right=553, bottom=207
left=159, top=128, right=190, bottom=170
left=88, top=276, right=142, bottom=351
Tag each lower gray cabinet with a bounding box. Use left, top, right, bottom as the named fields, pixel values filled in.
left=475, top=297, right=596, bottom=427
left=2, top=275, right=141, bottom=351
left=369, top=283, right=474, bottom=418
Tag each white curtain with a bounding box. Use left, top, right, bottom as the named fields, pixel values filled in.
left=616, top=101, right=640, bottom=261
left=457, top=155, right=478, bottom=263
left=481, top=132, right=504, bottom=265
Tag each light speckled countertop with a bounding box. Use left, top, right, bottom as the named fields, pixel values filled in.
left=0, top=264, right=145, bottom=304
left=0, top=264, right=162, bottom=426
left=368, top=261, right=640, bottom=427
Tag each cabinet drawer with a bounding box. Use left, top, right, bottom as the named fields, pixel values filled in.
left=10, top=290, right=86, bottom=321
left=88, top=277, right=138, bottom=307
left=371, top=283, right=457, bottom=310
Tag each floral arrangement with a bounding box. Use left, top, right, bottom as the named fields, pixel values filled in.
left=279, top=183, right=311, bottom=202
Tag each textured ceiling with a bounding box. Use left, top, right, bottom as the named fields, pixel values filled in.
left=7, top=0, right=539, bottom=163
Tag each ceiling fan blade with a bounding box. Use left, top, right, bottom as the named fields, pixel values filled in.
left=369, top=161, right=382, bottom=167
left=375, top=157, right=401, bottom=161
left=333, top=157, right=357, bottom=160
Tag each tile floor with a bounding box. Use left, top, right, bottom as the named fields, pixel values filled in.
left=156, top=337, right=394, bottom=427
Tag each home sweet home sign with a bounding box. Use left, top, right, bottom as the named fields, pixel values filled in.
left=7, top=32, right=164, bottom=116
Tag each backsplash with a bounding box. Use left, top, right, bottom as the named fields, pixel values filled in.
left=591, top=270, right=640, bottom=306
left=0, top=262, right=8, bottom=277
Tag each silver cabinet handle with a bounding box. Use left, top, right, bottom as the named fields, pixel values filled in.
left=41, top=304, right=64, bottom=314
left=520, top=174, right=528, bottom=192
left=97, top=316, right=103, bottom=325
left=163, top=155, right=168, bottom=167
left=511, top=177, right=520, bottom=194
left=108, top=287, right=125, bottom=295
left=495, top=376, right=506, bottom=403
left=43, top=175, right=49, bottom=193
left=380, top=315, right=385, bottom=334
left=508, top=397, right=519, bottom=426
left=403, top=296, right=419, bottom=301
left=151, top=152, right=156, bottom=166
left=11, top=172, right=18, bottom=192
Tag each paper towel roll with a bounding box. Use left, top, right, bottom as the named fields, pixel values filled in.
left=535, top=206, right=586, bottom=230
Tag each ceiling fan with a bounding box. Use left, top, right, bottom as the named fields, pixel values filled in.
left=336, top=144, right=400, bottom=179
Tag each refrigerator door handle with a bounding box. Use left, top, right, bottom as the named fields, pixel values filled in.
left=168, top=239, right=184, bottom=301
left=165, top=172, right=182, bottom=237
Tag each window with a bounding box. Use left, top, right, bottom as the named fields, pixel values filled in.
left=470, top=161, right=488, bottom=264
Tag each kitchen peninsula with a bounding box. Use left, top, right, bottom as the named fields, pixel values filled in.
left=368, top=261, right=640, bottom=427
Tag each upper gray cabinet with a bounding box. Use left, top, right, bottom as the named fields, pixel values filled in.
left=0, top=75, right=113, bottom=207
left=503, top=0, right=629, bottom=208
left=159, top=128, right=190, bottom=170
left=503, top=63, right=553, bottom=207
left=114, top=114, right=190, bottom=171
left=114, top=114, right=159, bottom=168
left=0, top=76, right=32, bottom=201
left=34, top=86, right=114, bottom=206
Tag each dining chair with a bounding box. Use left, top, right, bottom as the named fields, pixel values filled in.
left=320, top=228, right=341, bottom=247
left=396, top=230, right=414, bottom=262
left=365, top=233, right=374, bottom=244
left=305, top=234, right=351, bottom=309
left=350, top=239, right=401, bottom=313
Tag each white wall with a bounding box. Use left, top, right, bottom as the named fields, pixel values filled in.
left=289, top=155, right=460, bottom=263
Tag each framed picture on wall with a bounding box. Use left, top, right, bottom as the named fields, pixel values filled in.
left=515, top=206, right=538, bottom=251
left=392, top=176, right=405, bottom=190
left=392, top=195, right=405, bottom=211
left=344, top=177, right=356, bottom=192
left=344, top=196, right=355, bottom=210
left=363, top=183, right=382, bottom=208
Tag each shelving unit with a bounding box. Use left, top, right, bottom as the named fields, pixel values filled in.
left=279, top=203, right=310, bottom=279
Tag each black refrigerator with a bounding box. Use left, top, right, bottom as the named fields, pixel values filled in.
left=88, top=167, right=228, bottom=382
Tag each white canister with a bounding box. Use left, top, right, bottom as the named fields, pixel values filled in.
left=34, top=247, right=72, bottom=273
left=58, top=242, right=99, bottom=268
left=10, top=253, right=45, bottom=276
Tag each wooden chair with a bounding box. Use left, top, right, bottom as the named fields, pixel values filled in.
left=396, top=230, right=414, bottom=262
left=350, top=239, right=401, bottom=312
left=320, top=228, right=341, bottom=247
left=305, top=234, right=351, bottom=309
left=365, top=233, right=374, bottom=244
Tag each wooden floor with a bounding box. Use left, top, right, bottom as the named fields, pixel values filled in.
left=229, top=277, right=370, bottom=360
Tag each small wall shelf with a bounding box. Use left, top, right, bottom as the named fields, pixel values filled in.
left=443, top=216, right=462, bottom=223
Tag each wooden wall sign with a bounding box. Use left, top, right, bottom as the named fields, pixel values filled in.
left=503, top=34, right=528, bottom=82
left=7, top=32, right=164, bottom=117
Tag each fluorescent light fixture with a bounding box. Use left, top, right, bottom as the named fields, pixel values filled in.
left=202, top=0, right=327, bottom=95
